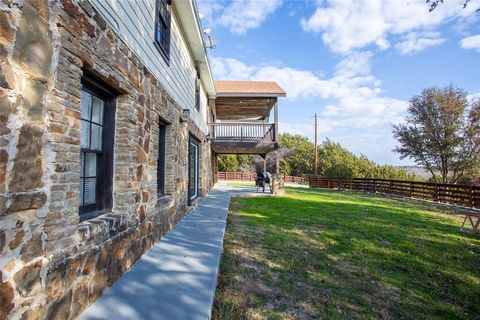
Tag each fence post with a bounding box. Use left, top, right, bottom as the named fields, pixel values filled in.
left=470, top=186, right=474, bottom=209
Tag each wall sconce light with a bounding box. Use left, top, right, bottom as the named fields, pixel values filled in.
left=205, top=134, right=211, bottom=142
left=180, top=109, right=190, bottom=123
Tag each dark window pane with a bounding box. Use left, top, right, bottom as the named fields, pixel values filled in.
left=79, top=177, right=84, bottom=205
left=91, top=96, right=104, bottom=124
left=80, top=152, right=85, bottom=177
left=157, top=22, right=168, bottom=49
left=155, top=0, right=171, bottom=58
left=188, top=139, right=199, bottom=201
left=156, top=25, right=163, bottom=45
left=91, top=124, right=102, bottom=151
left=81, top=91, right=91, bottom=120
left=159, top=1, right=168, bottom=21
left=84, top=153, right=97, bottom=177
left=195, top=73, right=200, bottom=111
left=81, top=120, right=90, bottom=148
left=84, top=178, right=96, bottom=204
left=158, top=123, right=166, bottom=195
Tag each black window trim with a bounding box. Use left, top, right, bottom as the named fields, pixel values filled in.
left=157, top=120, right=167, bottom=196
left=188, top=135, right=200, bottom=205
left=79, top=74, right=117, bottom=222
left=154, top=0, right=172, bottom=64
left=194, top=67, right=201, bottom=112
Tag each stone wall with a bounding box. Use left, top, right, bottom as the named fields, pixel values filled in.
left=0, top=0, right=214, bottom=319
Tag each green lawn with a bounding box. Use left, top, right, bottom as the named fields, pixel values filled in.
left=225, top=181, right=308, bottom=188
left=212, top=187, right=480, bottom=320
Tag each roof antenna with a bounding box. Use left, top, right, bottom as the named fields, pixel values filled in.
left=203, top=28, right=218, bottom=50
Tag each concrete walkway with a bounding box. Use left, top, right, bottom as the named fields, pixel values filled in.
left=80, top=183, right=256, bottom=320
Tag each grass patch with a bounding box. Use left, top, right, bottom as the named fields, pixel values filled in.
left=212, top=187, right=480, bottom=319
left=225, top=181, right=307, bottom=188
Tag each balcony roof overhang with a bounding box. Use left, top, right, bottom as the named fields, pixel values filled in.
left=215, top=80, right=286, bottom=121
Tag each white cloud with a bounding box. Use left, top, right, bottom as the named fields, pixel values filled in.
left=301, top=0, right=389, bottom=54
left=196, top=0, right=224, bottom=24
left=212, top=57, right=333, bottom=99
left=279, top=121, right=331, bottom=138
left=460, top=34, right=480, bottom=52
left=394, top=31, right=447, bottom=54
left=300, top=0, right=477, bottom=54
left=197, top=0, right=282, bottom=35
left=334, top=51, right=373, bottom=78
left=211, top=57, right=255, bottom=80
left=211, top=53, right=408, bottom=131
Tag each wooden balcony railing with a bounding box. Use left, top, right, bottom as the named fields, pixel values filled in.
left=210, top=122, right=275, bottom=141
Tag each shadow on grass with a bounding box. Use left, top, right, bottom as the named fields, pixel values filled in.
left=213, top=188, right=480, bottom=319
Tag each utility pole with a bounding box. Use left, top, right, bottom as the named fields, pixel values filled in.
left=314, top=113, right=318, bottom=176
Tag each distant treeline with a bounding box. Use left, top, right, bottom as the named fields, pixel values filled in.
left=218, top=134, right=419, bottom=181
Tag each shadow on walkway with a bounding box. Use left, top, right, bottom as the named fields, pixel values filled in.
left=80, top=183, right=255, bottom=320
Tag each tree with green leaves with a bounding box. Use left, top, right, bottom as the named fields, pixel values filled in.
left=324, top=163, right=355, bottom=180
left=217, top=154, right=254, bottom=172
left=217, top=154, right=239, bottom=172
left=392, top=86, right=480, bottom=184
left=218, top=134, right=419, bottom=181
left=317, top=139, right=417, bottom=180
left=278, top=133, right=314, bottom=176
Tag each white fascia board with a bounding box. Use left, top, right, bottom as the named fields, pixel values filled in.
left=216, top=93, right=287, bottom=98
left=173, top=0, right=216, bottom=97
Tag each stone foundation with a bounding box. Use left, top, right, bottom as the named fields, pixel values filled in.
left=0, top=0, right=213, bottom=319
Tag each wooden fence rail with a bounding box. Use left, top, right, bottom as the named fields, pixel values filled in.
left=217, top=172, right=308, bottom=184
left=309, top=176, right=480, bottom=210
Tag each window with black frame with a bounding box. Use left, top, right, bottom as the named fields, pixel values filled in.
left=157, top=122, right=167, bottom=195
left=188, top=136, right=200, bottom=203
left=155, top=0, right=172, bottom=62
left=79, top=78, right=115, bottom=220
left=194, top=69, right=200, bottom=111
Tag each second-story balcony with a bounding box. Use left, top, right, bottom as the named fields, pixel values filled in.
left=210, top=122, right=277, bottom=154
left=210, top=80, right=286, bottom=155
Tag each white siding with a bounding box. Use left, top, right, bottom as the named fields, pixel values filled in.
left=88, top=0, right=209, bottom=132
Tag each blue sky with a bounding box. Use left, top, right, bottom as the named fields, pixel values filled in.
left=197, top=0, right=480, bottom=165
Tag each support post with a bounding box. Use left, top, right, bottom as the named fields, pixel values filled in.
left=263, top=154, right=267, bottom=172
left=274, top=100, right=278, bottom=144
